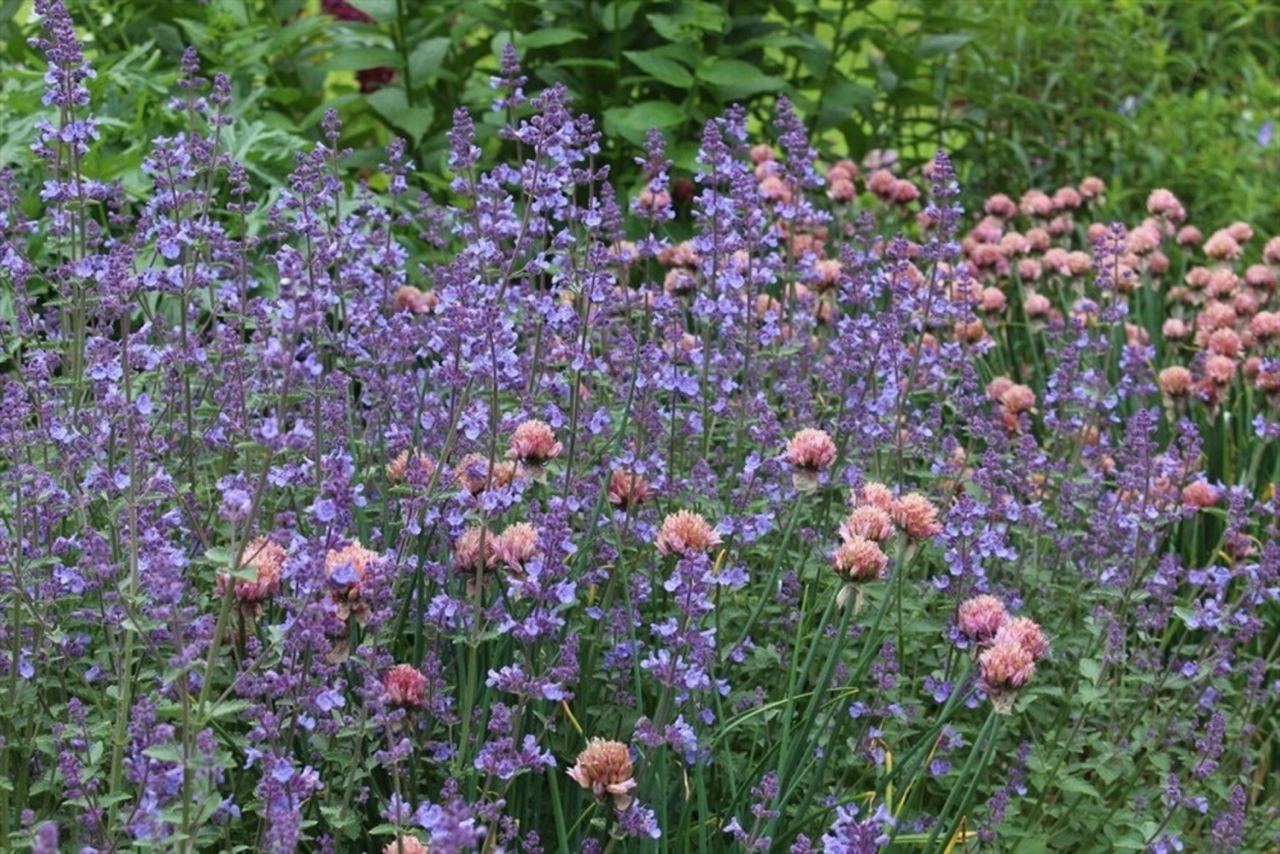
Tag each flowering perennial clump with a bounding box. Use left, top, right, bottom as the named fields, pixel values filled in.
left=0, top=5, right=1277, bottom=852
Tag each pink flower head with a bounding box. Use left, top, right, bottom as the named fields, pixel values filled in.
left=1018, top=189, right=1053, bottom=218
left=1204, top=229, right=1242, bottom=261
left=1000, top=384, right=1036, bottom=415
left=891, top=493, right=942, bottom=539
left=607, top=469, right=652, bottom=509
left=984, top=193, right=1018, bottom=219
left=1228, top=221, right=1254, bottom=243
left=382, top=837, right=429, bottom=854
left=495, top=522, right=541, bottom=572
left=325, top=541, right=379, bottom=621
left=1245, top=264, right=1277, bottom=290
left=827, top=177, right=856, bottom=204
left=568, top=739, right=637, bottom=809
left=655, top=510, right=721, bottom=556
left=957, top=594, right=1008, bottom=645
left=1078, top=176, right=1106, bottom=200
left=1176, top=225, right=1202, bottom=246
left=841, top=505, right=894, bottom=543
left=1207, top=328, right=1241, bottom=358
left=392, top=285, right=438, bottom=314
left=994, top=616, right=1049, bottom=661
left=785, top=428, right=837, bottom=471
left=383, top=663, right=428, bottom=708
left=1052, top=185, right=1082, bottom=210
left=508, top=419, right=562, bottom=466
left=830, top=535, right=888, bottom=583
left=866, top=168, right=896, bottom=198
left=453, top=453, right=517, bottom=495
left=1024, top=292, right=1051, bottom=316
left=217, top=537, right=286, bottom=607
left=1182, top=480, right=1219, bottom=509
left=1251, top=311, right=1280, bottom=341
left=1158, top=366, right=1193, bottom=397
left=1146, top=188, right=1185, bottom=222
left=852, top=481, right=896, bottom=513
left=749, top=143, right=775, bottom=165
left=1264, top=236, right=1280, bottom=266
left=1162, top=318, right=1188, bottom=340
left=979, top=639, right=1037, bottom=713
left=1204, top=354, right=1236, bottom=386
left=758, top=175, right=792, bottom=204
left=453, top=525, right=498, bottom=572
left=890, top=179, right=920, bottom=204
left=386, top=449, right=436, bottom=486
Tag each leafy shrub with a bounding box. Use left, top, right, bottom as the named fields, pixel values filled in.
left=0, top=2, right=1278, bottom=853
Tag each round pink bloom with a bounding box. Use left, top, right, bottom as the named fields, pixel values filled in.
left=1228, top=221, right=1253, bottom=243
left=828, top=158, right=858, bottom=182
left=1052, top=185, right=1082, bottom=210
left=382, top=837, right=429, bottom=854
left=1019, top=259, right=1044, bottom=281
left=866, top=168, right=896, bottom=198
left=984, top=193, right=1018, bottom=219
left=1162, top=318, right=1188, bottom=340
left=1207, top=268, right=1239, bottom=299
left=656, top=510, right=721, bottom=556
left=325, top=542, right=380, bottom=620
left=1158, top=366, right=1193, bottom=397
left=831, top=535, right=888, bottom=583
left=1085, top=222, right=1109, bottom=242
left=841, top=505, right=894, bottom=543
left=392, top=285, right=439, bottom=314
left=1207, top=328, right=1241, bottom=358
left=1176, top=225, right=1202, bottom=246
left=453, top=453, right=516, bottom=495
left=1146, top=188, right=1185, bottom=222
left=496, top=522, right=541, bottom=571
left=1264, top=236, right=1280, bottom=266
left=637, top=188, right=671, bottom=214
left=891, top=179, right=920, bottom=204
left=1245, top=264, right=1277, bottom=290
left=217, top=537, right=286, bottom=606
left=994, top=616, right=1048, bottom=661
left=1042, top=247, right=1070, bottom=276
left=785, top=428, right=838, bottom=471
left=1182, top=480, right=1219, bottom=509
left=957, top=594, right=1008, bottom=644
left=568, top=739, right=637, bottom=809
left=1025, top=227, right=1051, bottom=251
left=508, top=419, right=563, bottom=466
left=384, top=663, right=428, bottom=708
left=1000, top=384, right=1036, bottom=415
left=986, top=376, right=1014, bottom=403
left=607, top=469, right=652, bottom=509
left=1019, top=189, right=1053, bottom=218
left=999, top=231, right=1030, bottom=256
left=979, top=287, right=1007, bottom=314
left=387, top=449, right=436, bottom=485
left=979, top=639, right=1037, bottom=713
left=759, top=175, right=792, bottom=204
left=813, top=259, right=843, bottom=291
left=827, top=177, right=856, bottom=204
left=853, top=482, right=896, bottom=513
left=1204, top=354, right=1236, bottom=386
left=454, top=525, right=498, bottom=572
left=1024, top=292, right=1051, bottom=317
left=1078, top=176, right=1106, bottom=200
left=891, top=493, right=942, bottom=539
left=1251, top=311, right=1280, bottom=341
left=749, top=143, right=775, bottom=165
left=1204, top=230, right=1242, bottom=261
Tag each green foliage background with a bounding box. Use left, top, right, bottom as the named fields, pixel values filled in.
left=1, top=0, right=1277, bottom=224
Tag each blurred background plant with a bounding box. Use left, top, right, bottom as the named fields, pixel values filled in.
left=0, top=0, right=1277, bottom=225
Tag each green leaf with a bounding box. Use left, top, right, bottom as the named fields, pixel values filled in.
left=322, top=47, right=401, bottom=73
left=408, top=37, right=450, bottom=82
left=603, top=101, right=686, bottom=145
left=348, top=0, right=395, bottom=23
left=918, top=33, right=973, bottom=58
left=696, top=58, right=782, bottom=96
left=1078, top=658, right=1102, bottom=683
left=623, top=49, right=694, bottom=88
left=367, top=88, right=434, bottom=143
left=518, top=28, right=586, bottom=49
left=1057, top=775, right=1102, bottom=800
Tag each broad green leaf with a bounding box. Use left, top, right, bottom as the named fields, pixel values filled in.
left=697, top=58, right=782, bottom=95
left=367, top=88, right=434, bottom=143
left=603, top=101, right=685, bottom=145
left=408, top=37, right=450, bottom=81
left=322, top=47, right=401, bottom=73
left=623, top=49, right=694, bottom=88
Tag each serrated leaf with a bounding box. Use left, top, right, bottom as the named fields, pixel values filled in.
left=623, top=49, right=693, bottom=88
